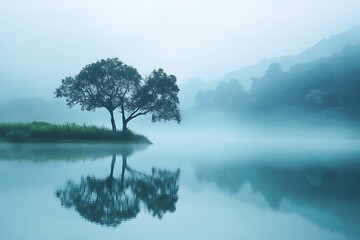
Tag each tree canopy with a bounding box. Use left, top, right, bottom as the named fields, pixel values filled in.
left=121, top=68, right=181, bottom=131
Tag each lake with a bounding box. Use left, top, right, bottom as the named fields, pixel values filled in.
left=0, top=137, right=359, bottom=240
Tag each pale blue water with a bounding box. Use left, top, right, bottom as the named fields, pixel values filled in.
left=0, top=138, right=359, bottom=240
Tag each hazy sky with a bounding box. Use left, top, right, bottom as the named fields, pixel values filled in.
left=1, top=0, right=360, bottom=99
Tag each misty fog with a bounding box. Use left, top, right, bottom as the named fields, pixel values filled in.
left=1, top=25, right=360, bottom=140
left=1, top=1, right=360, bottom=240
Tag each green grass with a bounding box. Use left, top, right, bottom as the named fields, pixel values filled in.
left=0, top=122, right=151, bottom=143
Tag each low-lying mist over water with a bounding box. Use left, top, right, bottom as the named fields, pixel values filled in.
left=1, top=139, right=360, bottom=239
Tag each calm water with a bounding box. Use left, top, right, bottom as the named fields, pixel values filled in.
left=0, top=138, right=359, bottom=240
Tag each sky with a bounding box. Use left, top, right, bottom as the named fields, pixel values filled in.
left=1, top=0, right=360, bottom=100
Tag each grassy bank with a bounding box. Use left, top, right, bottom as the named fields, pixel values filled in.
left=0, top=122, right=151, bottom=143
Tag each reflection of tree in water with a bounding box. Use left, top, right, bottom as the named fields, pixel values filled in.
left=196, top=160, right=360, bottom=238
left=130, top=167, right=179, bottom=218
left=55, top=154, right=180, bottom=227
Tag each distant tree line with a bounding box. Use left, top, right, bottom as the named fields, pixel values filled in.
left=195, top=45, right=360, bottom=124
left=55, top=58, right=181, bottom=132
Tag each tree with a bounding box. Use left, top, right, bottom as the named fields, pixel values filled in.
left=195, top=79, right=247, bottom=111
left=55, top=59, right=181, bottom=132
left=54, top=58, right=141, bottom=132
left=120, top=68, right=181, bottom=131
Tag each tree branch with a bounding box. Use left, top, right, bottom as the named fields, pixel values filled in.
left=127, top=106, right=141, bottom=120
left=126, top=109, right=151, bottom=122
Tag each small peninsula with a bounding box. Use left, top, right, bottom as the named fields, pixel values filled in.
left=0, top=122, right=151, bottom=144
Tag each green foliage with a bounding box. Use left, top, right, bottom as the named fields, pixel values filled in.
left=127, top=68, right=181, bottom=125
left=0, top=122, right=150, bottom=143
left=55, top=58, right=141, bottom=112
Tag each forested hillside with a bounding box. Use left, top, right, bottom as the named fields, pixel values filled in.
left=195, top=45, right=360, bottom=125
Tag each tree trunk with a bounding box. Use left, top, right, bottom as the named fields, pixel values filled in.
left=120, top=155, right=127, bottom=190
left=122, top=120, right=128, bottom=132
left=120, top=104, right=128, bottom=132
left=109, top=110, right=116, bottom=132
left=109, top=154, right=116, bottom=178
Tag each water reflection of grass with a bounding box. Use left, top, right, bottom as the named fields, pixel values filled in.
left=0, top=143, right=149, bottom=162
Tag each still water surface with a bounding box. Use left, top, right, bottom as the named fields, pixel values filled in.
left=0, top=138, right=359, bottom=240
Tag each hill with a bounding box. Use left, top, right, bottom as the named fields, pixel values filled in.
left=218, top=25, right=360, bottom=89
left=195, top=44, right=360, bottom=127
